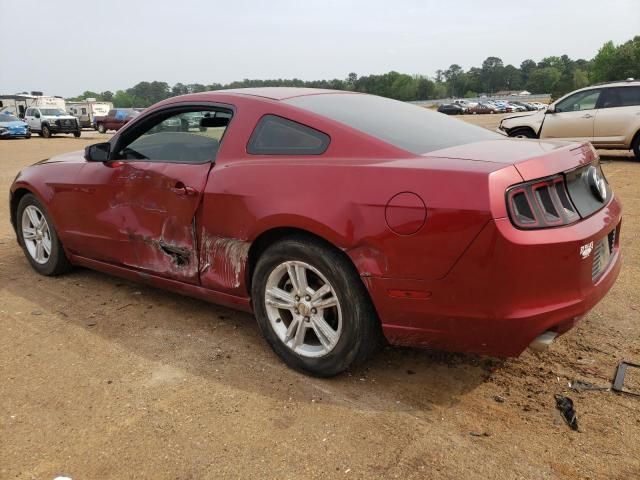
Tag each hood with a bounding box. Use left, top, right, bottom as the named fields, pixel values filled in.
left=0, top=120, right=28, bottom=128
left=424, top=138, right=596, bottom=181
left=37, top=150, right=86, bottom=165
left=43, top=114, right=76, bottom=120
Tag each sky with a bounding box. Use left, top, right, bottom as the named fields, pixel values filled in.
left=1, top=0, right=638, bottom=97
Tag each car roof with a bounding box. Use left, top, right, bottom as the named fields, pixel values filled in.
left=197, top=87, right=356, bottom=101
left=582, top=79, right=639, bottom=90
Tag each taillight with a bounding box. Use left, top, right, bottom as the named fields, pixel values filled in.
left=506, top=175, right=579, bottom=229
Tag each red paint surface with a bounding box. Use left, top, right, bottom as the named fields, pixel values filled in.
left=9, top=89, right=623, bottom=357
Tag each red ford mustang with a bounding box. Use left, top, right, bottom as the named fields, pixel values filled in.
left=9, top=88, right=622, bottom=376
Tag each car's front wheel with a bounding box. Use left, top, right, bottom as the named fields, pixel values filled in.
left=41, top=125, right=52, bottom=138
left=97, top=123, right=106, bottom=134
left=16, top=194, right=72, bottom=276
left=508, top=128, right=537, bottom=139
left=73, top=130, right=81, bottom=138
left=251, top=236, right=380, bottom=377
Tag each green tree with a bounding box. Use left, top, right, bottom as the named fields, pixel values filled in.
left=112, top=90, right=134, bottom=108
left=481, top=56, right=504, bottom=93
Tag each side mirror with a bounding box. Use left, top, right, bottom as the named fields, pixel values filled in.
left=85, top=142, right=111, bottom=162
left=546, top=105, right=556, bottom=114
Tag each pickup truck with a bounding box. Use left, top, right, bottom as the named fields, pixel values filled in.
left=95, top=108, right=140, bottom=133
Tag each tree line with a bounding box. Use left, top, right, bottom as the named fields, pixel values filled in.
left=69, top=36, right=639, bottom=107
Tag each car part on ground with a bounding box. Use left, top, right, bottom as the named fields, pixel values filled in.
left=554, top=394, right=579, bottom=431
left=612, top=361, right=640, bottom=397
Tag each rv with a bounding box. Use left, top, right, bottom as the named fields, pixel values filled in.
left=66, top=98, right=113, bottom=128
left=0, top=93, right=66, bottom=119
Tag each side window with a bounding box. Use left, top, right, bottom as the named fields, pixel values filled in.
left=616, top=87, right=640, bottom=107
left=82, top=108, right=87, bottom=114
left=107, top=109, right=116, bottom=117
left=115, top=109, right=231, bottom=164
left=556, top=89, right=601, bottom=112
left=247, top=115, right=330, bottom=155
left=25, top=108, right=31, bottom=116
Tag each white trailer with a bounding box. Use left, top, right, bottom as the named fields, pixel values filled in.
left=0, top=93, right=66, bottom=119
left=66, top=98, right=113, bottom=128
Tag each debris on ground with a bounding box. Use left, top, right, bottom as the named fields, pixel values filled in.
left=469, top=431, right=491, bottom=437
left=612, top=361, right=640, bottom=397
left=569, top=379, right=609, bottom=392
left=493, top=395, right=506, bottom=403
left=554, top=394, right=579, bottom=431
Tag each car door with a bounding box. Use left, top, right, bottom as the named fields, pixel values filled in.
left=62, top=105, right=233, bottom=284
left=104, top=109, right=117, bottom=130
left=26, top=108, right=40, bottom=130
left=540, top=89, right=602, bottom=141
left=593, top=86, right=640, bottom=147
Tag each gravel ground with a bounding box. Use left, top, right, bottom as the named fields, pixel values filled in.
left=0, top=120, right=638, bottom=479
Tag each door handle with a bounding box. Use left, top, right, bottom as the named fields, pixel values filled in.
left=170, top=181, right=197, bottom=196
left=581, top=114, right=593, bottom=119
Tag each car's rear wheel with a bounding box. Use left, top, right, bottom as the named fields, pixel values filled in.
left=251, top=236, right=380, bottom=377
left=97, top=123, right=106, bottom=134
left=41, top=125, right=51, bottom=138
left=73, top=130, right=81, bottom=138
left=17, top=194, right=72, bottom=276
left=508, top=128, right=537, bottom=139
left=632, top=133, right=640, bottom=161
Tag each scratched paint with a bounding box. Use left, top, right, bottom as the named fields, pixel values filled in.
left=199, top=229, right=250, bottom=289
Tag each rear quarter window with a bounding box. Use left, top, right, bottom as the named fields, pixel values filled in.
left=285, top=93, right=497, bottom=154
left=247, top=115, right=330, bottom=155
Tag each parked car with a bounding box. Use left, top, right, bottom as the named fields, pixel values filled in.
left=529, top=102, right=548, bottom=110
left=9, top=88, right=622, bottom=376
left=499, top=79, right=640, bottom=160
left=469, top=102, right=498, bottom=114
left=511, top=101, right=538, bottom=112
left=453, top=99, right=478, bottom=109
left=0, top=113, right=30, bottom=139
left=24, top=107, right=80, bottom=138
left=505, top=103, right=527, bottom=113
left=437, top=103, right=465, bottom=115
left=96, top=108, right=140, bottom=133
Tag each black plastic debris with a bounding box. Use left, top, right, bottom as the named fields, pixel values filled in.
left=612, top=361, right=640, bottom=397
left=554, top=394, right=579, bottom=431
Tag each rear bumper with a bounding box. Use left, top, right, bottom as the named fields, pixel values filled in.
left=366, top=197, right=622, bottom=356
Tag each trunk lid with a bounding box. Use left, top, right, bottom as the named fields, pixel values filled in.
left=424, top=139, right=597, bottom=181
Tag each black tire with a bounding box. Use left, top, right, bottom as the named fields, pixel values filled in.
left=632, top=134, right=640, bottom=161
left=25, top=133, right=31, bottom=139
left=16, top=194, right=72, bottom=276
left=41, top=124, right=52, bottom=138
left=97, top=123, right=106, bottom=134
left=508, top=128, right=537, bottom=139
left=251, top=235, right=381, bottom=377
left=73, top=130, right=81, bottom=138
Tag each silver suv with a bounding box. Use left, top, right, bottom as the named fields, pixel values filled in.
left=498, top=79, right=640, bottom=160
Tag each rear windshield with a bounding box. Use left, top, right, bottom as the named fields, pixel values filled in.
left=0, top=114, right=20, bottom=122
left=285, top=93, right=498, bottom=154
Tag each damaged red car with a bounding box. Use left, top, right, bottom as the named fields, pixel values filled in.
left=9, top=88, right=622, bottom=376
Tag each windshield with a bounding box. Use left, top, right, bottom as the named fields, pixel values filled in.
left=40, top=109, right=66, bottom=116
left=0, top=114, right=20, bottom=122
left=285, top=93, right=498, bottom=154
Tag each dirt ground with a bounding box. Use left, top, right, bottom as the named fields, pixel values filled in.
left=1, top=117, right=639, bottom=480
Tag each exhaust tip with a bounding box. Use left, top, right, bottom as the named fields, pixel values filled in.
left=529, top=331, right=558, bottom=352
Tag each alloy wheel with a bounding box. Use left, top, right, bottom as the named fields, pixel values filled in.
left=21, top=205, right=52, bottom=264
left=264, top=260, right=343, bottom=358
